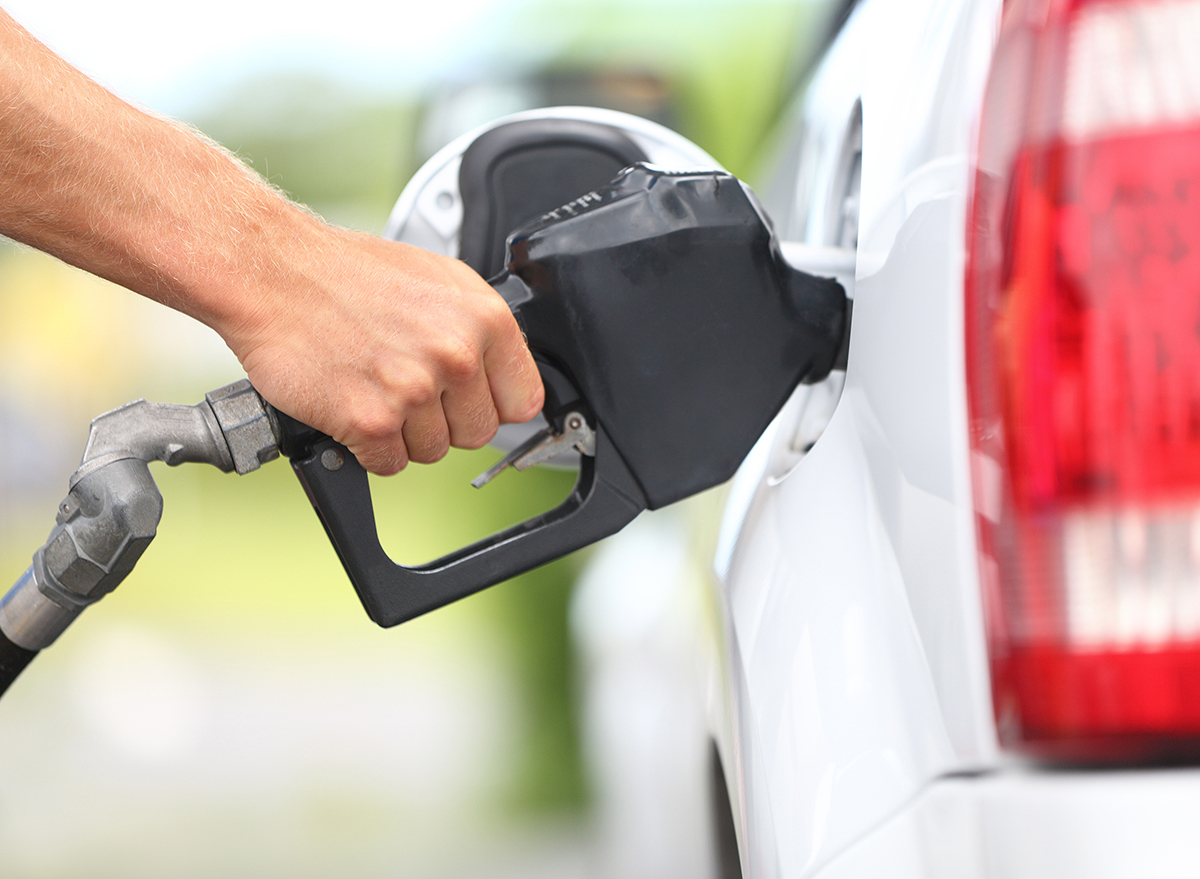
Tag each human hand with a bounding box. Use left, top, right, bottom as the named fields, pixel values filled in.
left=0, top=8, right=543, bottom=471
left=220, top=222, right=544, bottom=475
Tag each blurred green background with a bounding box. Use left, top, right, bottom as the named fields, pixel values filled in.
left=0, top=0, right=827, bottom=875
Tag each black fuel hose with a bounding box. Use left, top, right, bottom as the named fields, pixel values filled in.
left=0, top=629, right=37, bottom=697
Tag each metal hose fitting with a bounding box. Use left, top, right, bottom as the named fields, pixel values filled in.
left=0, top=380, right=280, bottom=661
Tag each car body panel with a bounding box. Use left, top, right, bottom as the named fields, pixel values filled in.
left=813, top=769, right=1200, bottom=879
left=710, top=0, right=1010, bottom=872
left=391, top=0, right=1200, bottom=873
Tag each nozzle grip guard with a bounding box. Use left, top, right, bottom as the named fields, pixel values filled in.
left=286, top=417, right=646, bottom=628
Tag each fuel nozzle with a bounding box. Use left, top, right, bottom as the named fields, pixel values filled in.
left=497, top=163, right=848, bottom=507
left=286, top=163, right=849, bottom=627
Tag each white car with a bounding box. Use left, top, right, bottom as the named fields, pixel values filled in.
left=1, top=0, right=1193, bottom=873
left=563, top=0, right=1200, bottom=876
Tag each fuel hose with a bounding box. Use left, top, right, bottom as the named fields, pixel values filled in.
left=0, top=380, right=279, bottom=702
left=0, top=628, right=37, bottom=697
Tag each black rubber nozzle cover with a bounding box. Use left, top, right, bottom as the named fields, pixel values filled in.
left=504, top=164, right=847, bottom=508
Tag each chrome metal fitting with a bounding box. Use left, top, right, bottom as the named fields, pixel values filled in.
left=2, top=378, right=282, bottom=656
left=206, top=380, right=280, bottom=475
left=0, top=567, right=80, bottom=652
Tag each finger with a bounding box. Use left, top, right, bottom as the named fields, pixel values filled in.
left=401, top=400, right=452, bottom=464
left=338, top=395, right=411, bottom=476
left=437, top=259, right=543, bottom=423
left=349, top=433, right=410, bottom=476
left=442, top=369, right=500, bottom=449
left=483, top=313, right=544, bottom=424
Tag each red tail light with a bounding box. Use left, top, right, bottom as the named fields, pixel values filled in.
left=966, top=0, right=1200, bottom=761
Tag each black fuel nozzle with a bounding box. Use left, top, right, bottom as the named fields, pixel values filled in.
left=285, top=163, right=848, bottom=627
left=501, top=163, right=847, bottom=507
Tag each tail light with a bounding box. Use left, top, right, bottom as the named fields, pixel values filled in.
left=966, top=0, right=1200, bottom=761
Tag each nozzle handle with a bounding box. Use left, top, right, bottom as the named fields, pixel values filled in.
left=287, top=420, right=645, bottom=627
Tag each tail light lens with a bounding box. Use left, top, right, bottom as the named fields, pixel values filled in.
left=966, top=0, right=1200, bottom=761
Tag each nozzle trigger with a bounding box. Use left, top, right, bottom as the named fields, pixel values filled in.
left=471, top=412, right=595, bottom=488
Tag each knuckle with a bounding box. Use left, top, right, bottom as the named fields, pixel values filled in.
left=484, top=296, right=514, bottom=327
left=459, top=435, right=492, bottom=452
left=441, top=337, right=482, bottom=384
left=499, top=384, right=545, bottom=424
left=421, top=442, right=451, bottom=464
left=462, top=429, right=497, bottom=450
left=397, top=372, right=440, bottom=409
left=408, top=432, right=450, bottom=465
left=352, top=441, right=408, bottom=476
left=518, top=385, right=546, bottom=421
left=491, top=310, right=524, bottom=344
left=455, top=417, right=499, bottom=450
left=447, top=394, right=499, bottom=450
left=348, top=406, right=398, bottom=443
left=372, top=456, right=408, bottom=476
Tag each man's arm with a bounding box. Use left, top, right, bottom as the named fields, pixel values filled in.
left=0, top=9, right=543, bottom=475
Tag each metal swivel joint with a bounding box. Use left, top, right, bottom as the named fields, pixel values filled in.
left=0, top=380, right=279, bottom=655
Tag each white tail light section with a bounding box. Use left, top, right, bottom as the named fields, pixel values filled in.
left=967, top=0, right=1200, bottom=761
left=1063, top=1, right=1200, bottom=140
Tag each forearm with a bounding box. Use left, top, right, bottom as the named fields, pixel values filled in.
left=0, top=7, right=543, bottom=475
left=0, top=9, right=315, bottom=337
